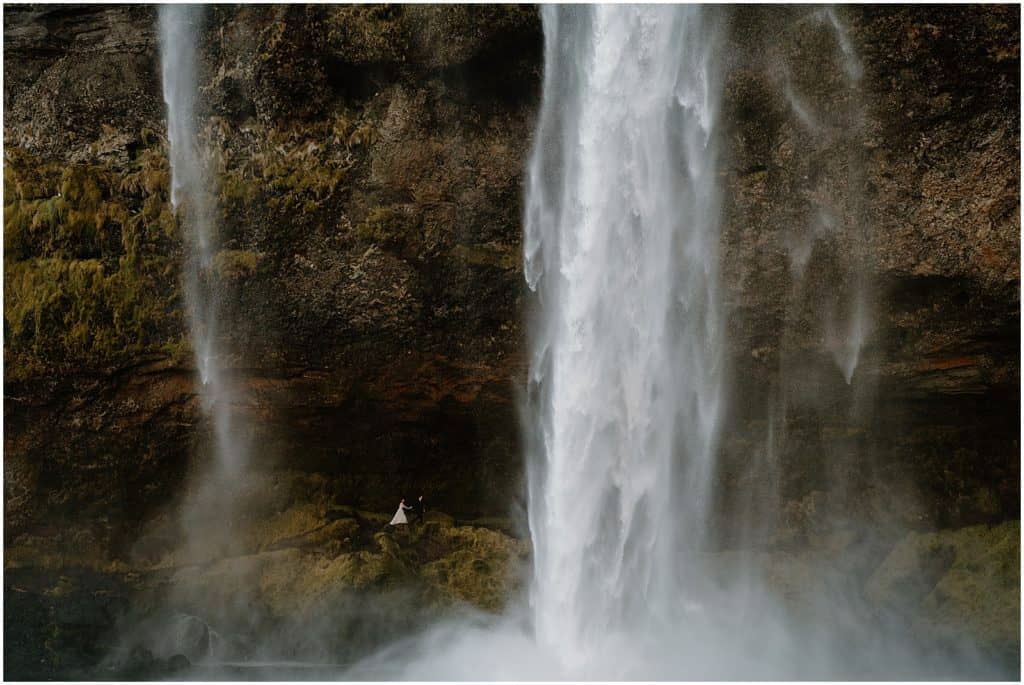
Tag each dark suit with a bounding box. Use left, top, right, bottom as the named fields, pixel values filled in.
left=410, top=499, right=425, bottom=524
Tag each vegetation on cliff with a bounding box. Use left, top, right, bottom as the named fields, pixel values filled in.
left=4, top=147, right=183, bottom=378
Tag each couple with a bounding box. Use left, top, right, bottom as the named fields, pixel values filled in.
left=389, top=495, right=425, bottom=526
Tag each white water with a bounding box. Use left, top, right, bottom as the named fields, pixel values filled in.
left=143, top=6, right=1002, bottom=680
left=159, top=3, right=249, bottom=577
left=160, top=5, right=244, bottom=486
left=824, top=7, right=869, bottom=386
left=781, top=7, right=870, bottom=384
left=340, top=8, right=1000, bottom=679
left=523, top=4, right=724, bottom=667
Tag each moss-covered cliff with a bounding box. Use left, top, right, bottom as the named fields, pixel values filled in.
left=5, top=5, right=541, bottom=561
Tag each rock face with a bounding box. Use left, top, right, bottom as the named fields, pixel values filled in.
left=3, top=4, right=1019, bottom=680
left=866, top=520, right=1019, bottom=665
left=4, top=4, right=540, bottom=565
left=4, top=501, right=528, bottom=679
left=713, top=5, right=1019, bottom=538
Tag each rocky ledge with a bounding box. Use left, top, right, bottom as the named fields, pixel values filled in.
left=4, top=487, right=528, bottom=680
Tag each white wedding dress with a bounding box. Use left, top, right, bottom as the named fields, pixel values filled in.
left=389, top=503, right=410, bottom=525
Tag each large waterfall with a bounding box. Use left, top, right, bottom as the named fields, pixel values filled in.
left=523, top=4, right=724, bottom=666
left=344, top=7, right=1001, bottom=680
left=140, top=6, right=1006, bottom=681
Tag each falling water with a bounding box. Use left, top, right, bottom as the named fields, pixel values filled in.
left=160, top=5, right=244, bottom=484
left=524, top=4, right=724, bottom=669
left=825, top=7, right=869, bottom=386
left=143, top=6, right=1006, bottom=680
left=780, top=7, right=869, bottom=384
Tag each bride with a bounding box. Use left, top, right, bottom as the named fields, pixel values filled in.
left=389, top=498, right=413, bottom=526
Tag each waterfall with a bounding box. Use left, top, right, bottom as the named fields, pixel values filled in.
left=145, top=6, right=1002, bottom=680
left=159, top=3, right=248, bottom=577
left=160, top=5, right=244, bottom=484
left=524, top=5, right=724, bottom=668
left=823, top=6, right=869, bottom=386
left=780, top=7, right=869, bottom=385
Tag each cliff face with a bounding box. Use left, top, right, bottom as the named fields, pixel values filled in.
left=5, top=5, right=540, bottom=568
left=714, top=6, right=1019, bottom=534
left=3, top=4, right=1019, bottom=675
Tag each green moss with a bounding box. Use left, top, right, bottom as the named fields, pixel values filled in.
left=218, top=156, right=346, bottom=222
left=159, top=335, right=192, bottom=364
left=5, top=256, right=178, bottom=374
left=216, top=120, right=366, bottom=225
left=4, top=199, right=35, bottom=258
left=4, top=147, right=181, bottom=379
left=356, top=206, right=408, bottom=247
left=867, top=521, right=1020, bottom=656
left=220, top=171, right=260, bottom=207
left=417, top=524, right=528, bottom=611
left=59, top=166, right=104, bottom=208
left=347, top=123, right=377, bottom=149
left=4, top=154, right=135, bottom=259
left=452, top=243, right=519, bottom=270
left=323, top=5, right=408, bottom=65
left=213, top=249, right=265, bottom=279
left=4, top=147, right=60, bottom=200
left=262, top=161, right=346, bottom=202
left=32, top=196, right=68, bottom=231
left=139, top=127, right=161, bottom=147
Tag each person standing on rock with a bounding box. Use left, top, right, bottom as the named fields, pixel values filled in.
left=410, top=494, right=426, bottom=525
left=389, top=498, right=413, bottom=526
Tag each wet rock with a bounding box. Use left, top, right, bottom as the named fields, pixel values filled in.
left=149, top=511, right=525, bottom=620
left=401, top=5, right=540, bottom=70
left=424, top=510, right=456, bottom=529
left=166, top=653, right=191, bottom=673
left=374, top=531, right=402, bottom=556
left=418, top=522, right=529, bottom=611
left=3, top=568, right=134, bottom=680
left=114, top=645, right=158, bottom=678
left=172, top=614, right=213, bottom=662
left=866, top=520, right=1020, bottom=663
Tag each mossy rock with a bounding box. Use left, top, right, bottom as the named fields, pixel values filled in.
left=4, top=147, right=179, bottom=379
left=420, top=546, right=520, bottom=612
left=212, top=249, right=265, bottom=280
left=245, top=503, right=327, bottom=552
left=301, top=518, right=360, bottom=550
left=4, top=255, right=180, bottom=377
left=166, top=545, right=413, bottom=617
left=217, top=120, right=355, bottom=226
left=415, top=523, right=528, bottom=611
left=355, top=205, right=415, bottom=250
left=867, top=520, right=1020, bottom=658
left=322, top=5, right=408, bottom=66
left=374, top=531, right=402, bottom=556
left=424, top=510, right=455, bottom=529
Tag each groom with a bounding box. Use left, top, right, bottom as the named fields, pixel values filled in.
left=410, top=494, right=426, bottom=525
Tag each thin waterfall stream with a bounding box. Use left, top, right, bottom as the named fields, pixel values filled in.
left=161, top=6, right=242, bottom=480
left=160, top=3, right=248, bottom=553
